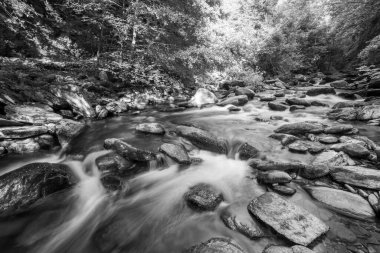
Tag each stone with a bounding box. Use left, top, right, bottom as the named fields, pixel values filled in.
left=269, top=133, right=299, bottom=146
left=260, top=95, right=276, bottom=102
left=300, top=164, right=330, bottom=179
left=228, top=105, right=241, bottom=112
left=0, top=138, right=41, bottom=153
left=238, top=143, right=259, bottom=160
left=35, top=134, right=58, bottom=149
left=0, top=119, right=26, bottom=127
left=105, top=101, right=128, bottom=114
left=318, top=136, right=338, bottom=144
left=324, top=124, right=355, bottom=135
left=222, top=80, right=246, bottom=90
left=311, top=101, right=329, bottom=107
left=252, top=161, right=304, bottom=174
left=189, top=88, right=218, bottom=107
left=5, top=104, right=63, bottom=125
left=264, top=245, right=315, bottom=253
left=176, top=126, right=227, bottom=154
left=257, top=170, right=292, bottom=184
left=104, top=138, right=156, bottom=162
left=306, top=87, right=336, bottom=96
left=305, top=186, right=376, bottom=219
left=286, top=98, right=311, bottom=107
left=290, top=105, right=306, bottom=111
left=218, top=95, right=249, bottom=106
left=235, top=87, right=255, bottom=99
left=330, top=166, right=380, bottom=190
left=220, top=202, right=265, bottom=239
left=0, top=163, right=76, bottom=216
left=271, top=185, right=296, bottom=196
left=184, top=183, right=223, bottom=211
left=55, top=119, right=86, bottom=146
left=136, top=123, right=165, bottom=135
left=159, top=143, right=191, bottom=164
left=329, top=80, right=351, bottom=89
left=274, top=122, right=324, bottom=135
left=330, top=143, right=370, bottom=158
left=248, top=192, right=329, bottom=246
left=53, top=89, right=96, bottom=118
left=0, top=126, right=48, bottom=139
left=268, top=102, right=287, bottom=111
left=312, top=150, right=355, bottom=167
left=275, top=92, right=285, bottom=97
left=95, top=152, right=135, bottom=176
left=185, top=238, right=245, bottom=253
left=288, top=141, right=308, bottom=153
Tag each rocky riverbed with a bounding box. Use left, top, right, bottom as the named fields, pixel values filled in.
left=1, top=65, right=380, bottom=252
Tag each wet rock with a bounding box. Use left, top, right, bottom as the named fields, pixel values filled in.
left=104, top=138, right=156, bottom=162
left=235, top=87, right=255, bottom=99
left=288, top=141, right=308, bottom=153
left=304, top=186, right=375, bottom=219
left=286, top=98, right=311, bottom=107
left=189, top=88, right=218, bottom=107
left=257, top=170, right=292, bottom=184
left=176, top=126, right=227, bottom=154
left=289, top=105, right=306, bottom=111
left=260, top=95, right=276, bottom=102
left=271, top=185, right=296, bottom=196
left=0, top=138, right=41, bottom=153
left=55, top=119, right=85, bottom=146
left=306, top=87, right=336, bottom=96
left=300, top=164, right=330, bottom=179
left=330, top=143, right=370, bottom=158
left=312, top=150, right=355, bottom=166
left=228, top=105, right=241, bottom=112
left=311, top=101, right=329, bottom=107
left=368, top=194, right=380, bottom=215
left=222, top=80, right=246, bottom=90
left=105, top=101, right=128, bottom=115
left=136, top=123, right=165, bottom=135
left=274, top=122, right=324, bottom=136
left=252, top=161, right=304, bottom=173
left=264, top=245, right=315, bottom=253
left=96, top=152, right=135, bottom=175
left=53, top=89, right=96, bottom=118
left=0, top=119, right=26, bottom=127
left=0, top=126, right=48, bottom=139
left=248, top=192, right=329, bottom=246
left=238, top=143, right=259, bottom=160
left=159, top=143, right=191, bottom=164
left=35, top=134, right=58, bottom=149
left=328, top=105, right=380, bottom=121
left=324, top=124, right=355, bottom=135
left=318, top=136, right=338, bottom=144
left=275, top=92, right=285, bottom=97
left=218, top=95, right=249, bottom=106
left=220, top=202, right=265, bottom=239
left=97, top=108, right=109, bottom=119
left=268, top=102, right=287, bottom=111
left=185, top=238, right=245, bottom=253
left=330, top=166, right=380, bottom=190
left=0, top=163, right=76, bottom=216
left=269, top=133, right=299, bottom=146
left=329, top=80, right=352, bottom=89
left=184, top=183, right=223, bottom=211
left=5, top=104, right=63, bottom=125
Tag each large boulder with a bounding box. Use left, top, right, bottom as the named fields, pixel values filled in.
left=189, top=88, right=218, bottom=107
left=312, top=150, right=355, bottom=167
left=185, top=238, right=245, bottom=253
left=159, top=143, right=191, bottom=164
left=176, top=126, right=227, bottom=154
left=0, top=163, right=76, bottom=216
left=306, top=87, right=336, bottom=96
left=330, top=166, right=380, bottom=190
left=52, top=89, right=96, bottom=118
left=300, top=164, right=330, bottom=179
left=136, top=123, right=165, bottom=135
left=330, top=143, right=370, bottom=158
left=184, top=183, right=223, bottom=211
left=104, top=138, right=156, bottom=162
left=238, top=143, right=259, bottom=160
left=218, top=95, right=249, bottom=106
left=274, top=122, right=324, bottom=135
left=5, top=104, right=63, bottom=125
left=235, top=88, right=255, bottom=99
left=286, top=98, right=311, bottom=107
left=324, top=124, right=355, bottom=135
left=0, top=126, right=48, bottom=139
left=305, top=186, right=375, bottom=219
left=328, top=105, right=380, bottom=121
left=55, top=119, right=86, bottom=146
left=248, top=192, right=329, bottom=246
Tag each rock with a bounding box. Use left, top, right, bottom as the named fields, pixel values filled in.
left=260, top=95, right=276, bottom=102
left=136, top=123, right=165, bottom=135
left=35, top=134, right=58, bottom=149
left=300, top=164, right=330, bottom=179
left=0, top=163, right=76, bottom=216
left=257, top=170, right=292, bottom=184
left=5, top=104, right=63, bottom=125
left=289, top=105, right=306, bottom=111
left=357, top=105, right=380, bottom=120
left=0, top=138, right=41, bottom=153
left=286, top=98, right=311, bottom=107
left=252, top=161, right=304, bottom=174
left=264, top=245, right=315, bottom=253
left=324, top=124, right=355, bottom=135
left=105, top=101, right=128, bottom=114
left=330, top=143, right=370, bottom=158
left=0, top=126, right=48, bottom=139
left=159, top=143, right=191, bottom=164
left=189, top=88, right=218, bottom=107
left=328, top=105, right=380, bottom=121
left=184, top=183, right=223, bottom=211
left=330, top=166, right=380, bottom=190
left=274, top=122, right=324, bottom=135
left=176, top=126, right=227, bottom=154
left=306, top=87, right=336, bottom=96
left=218, top=95, right=249, bottom=106
left=104, top=138, right=156, bottom=162
left=248, top=192, right=329, bottom=246
left=310, top=101, right=329, bottom=107
left=268, top=102, right=287, bottom=111
left=329, top=80, right=352, bottom=89
left=53, top=89, right=96, bottom=118
left=269, top=133, right=299, bottom=146
left=274, top=92, right=285, bottom=97
left=220, top=202, right=265, bottom=239
left=222, top=80, right=246, bottom=90
left=368, top=194, right=380, bottom=215
left=235, top=87, right=255, bottom=99
left=312, top=150, right=355, bottom=166
left=95, top=152, right=135, bottom=176
left=238, top=143, right=259, bottom=160
left=318, top=136, right=338, bottom=144
left=55, top=119, right=85, bottom=146
left=288, top=141, right=308, bottom=153
left=0, top=119, right=26, bottom=127
left=97, top=108, right=109, bottom=119
left=185, top=238, right=245, bottom=253
left=271, top=185, right=296, bottom=196
left=0, top=147, right=5, bottom=155
left=304, top=186, right=375, bottom=219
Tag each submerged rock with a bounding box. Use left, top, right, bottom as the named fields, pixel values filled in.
left=159, top=143, right=191, bottom=164
left=0, top=163, right=76, bottom=216
left=305, top=186, right=375, bottom=219
left=185, top=238, right=246, bottom=253
left=238, top=143, right=259, bottom=160
left=184, top=183, right=223, bottom=211
left=55, top=119, right=85, bottom=146
left=176, top=126, right=227, bottom=154
left=136, top=123, right=165, bottom=135
left=104, top=138, right=156, bottom=162
left=189, top=88, right=218, bottom=107
left=330, top=166, right=380, bottom=190
left=218, top=95, right=249, bottom=106
left=248, top=192, right=329, bottom=246
left=274, top=122, right=324, bottom=135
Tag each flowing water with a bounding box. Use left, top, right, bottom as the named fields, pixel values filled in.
left=1, top=93, right=380, bottom=253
